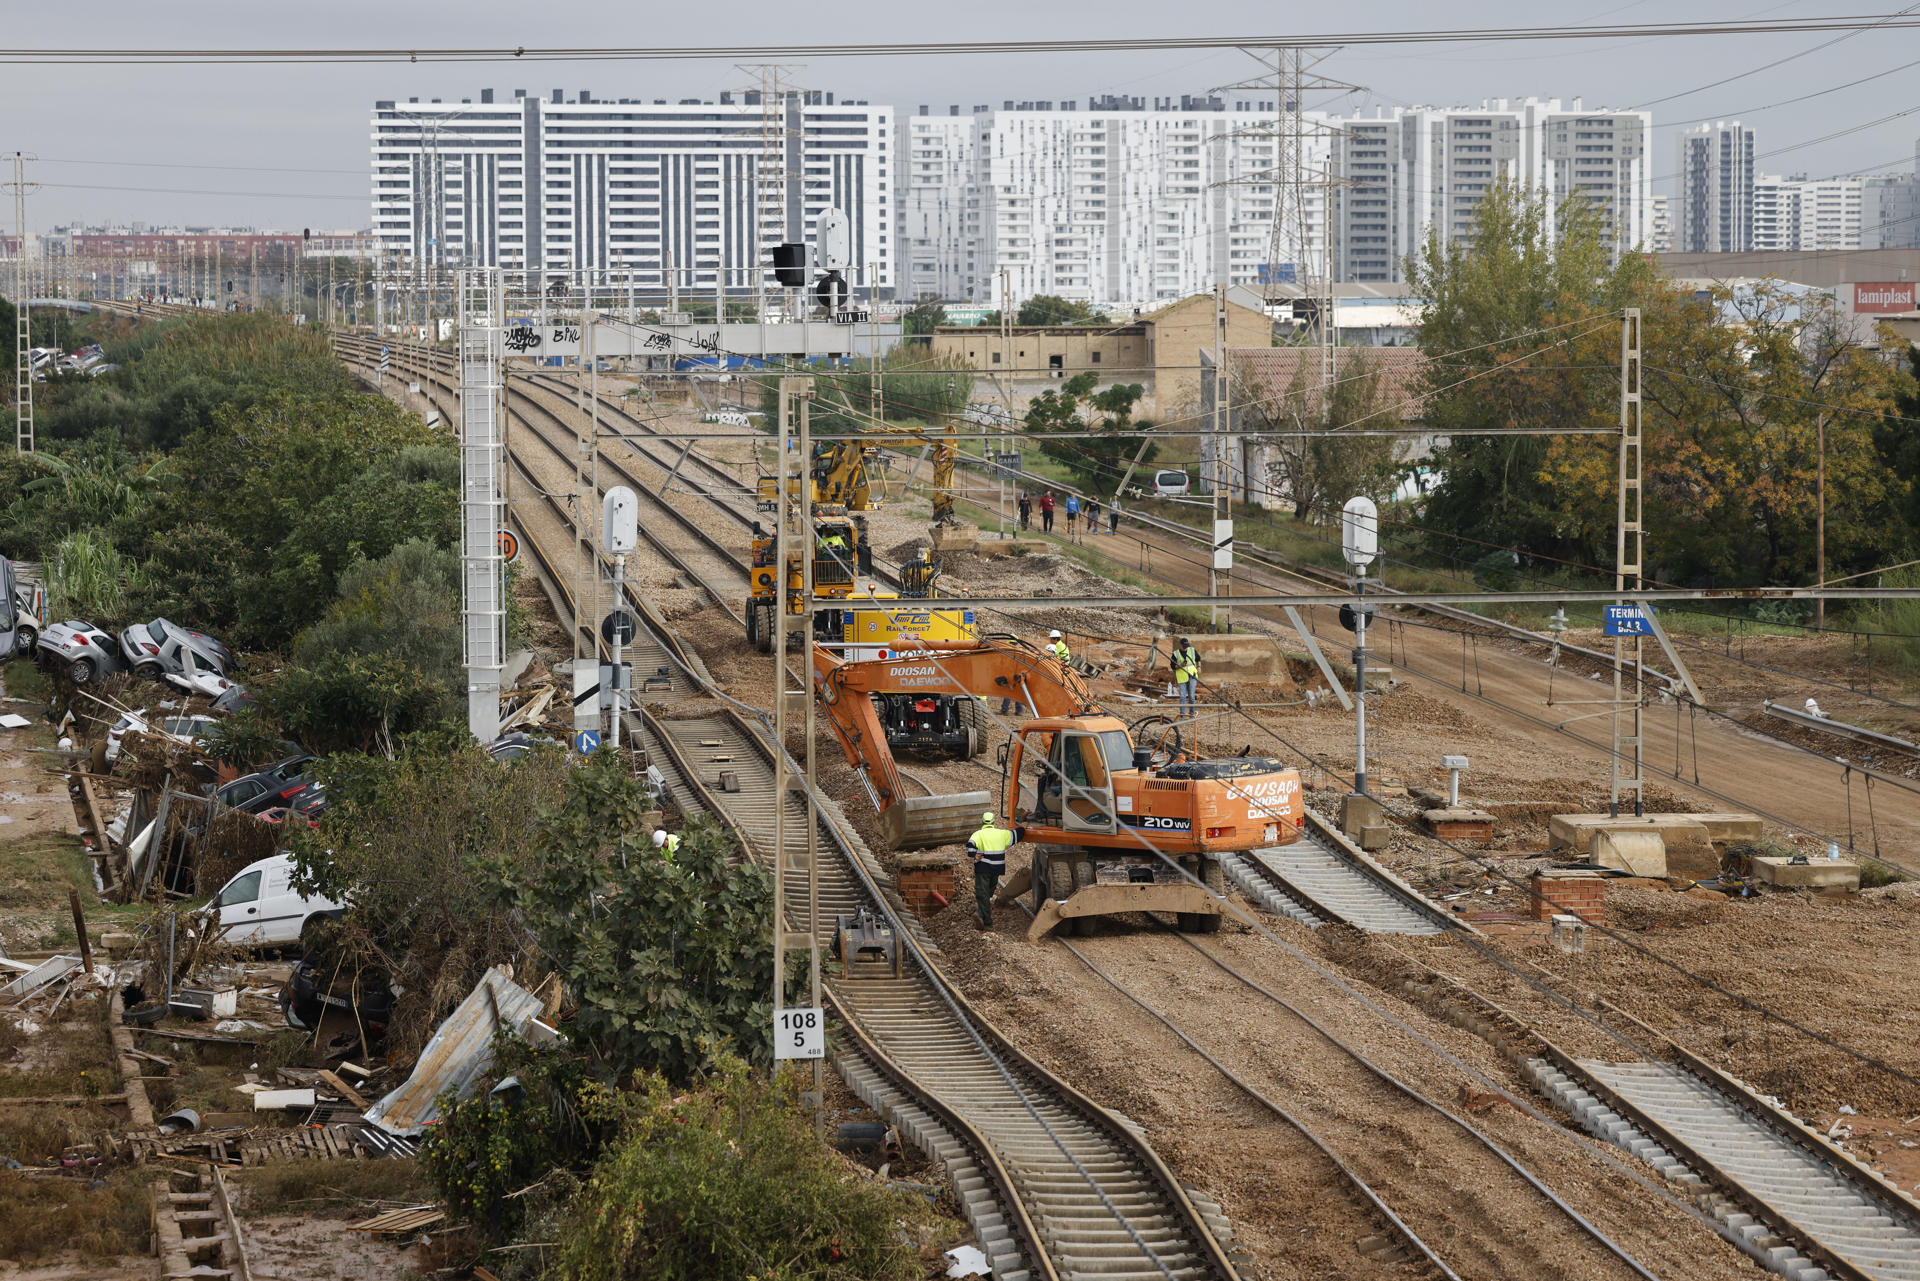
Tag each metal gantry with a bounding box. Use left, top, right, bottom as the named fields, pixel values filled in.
left=458, top=269, right=507, bottom=741
left=8, top=152, right=38, bottom=453
left=1612, top=307, right=1644, bottom=817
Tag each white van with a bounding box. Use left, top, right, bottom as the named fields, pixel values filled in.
left=1151, top=469, right=1191, bottom=498
left=208, top=853, right=346, bottom=948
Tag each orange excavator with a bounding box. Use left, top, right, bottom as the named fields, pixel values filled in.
left=812, top=635, right=1306, bottom=939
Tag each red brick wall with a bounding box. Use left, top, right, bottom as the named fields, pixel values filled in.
left=1532, top=873, right=1606, bottom=926
left=899, top=864, right=961, bottom=916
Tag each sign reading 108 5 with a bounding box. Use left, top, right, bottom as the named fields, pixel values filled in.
left=775, top=1007, right=825, bottom=1059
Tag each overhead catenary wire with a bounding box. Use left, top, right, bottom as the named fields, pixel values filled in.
left=11, top=16, right=1920, bottom=63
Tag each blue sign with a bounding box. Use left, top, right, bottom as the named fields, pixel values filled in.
left=575, top=729, right=602, bottom=754
left=1604, top=605, right=1653, bottom=636
left=1257, top=262, right=1298, bottom=284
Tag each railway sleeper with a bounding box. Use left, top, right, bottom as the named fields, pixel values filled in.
left=1526, top=1059, right=1852, bottom=1281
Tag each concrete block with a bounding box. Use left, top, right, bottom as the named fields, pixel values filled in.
left=1358, top=823, right=1393, bottom=851
left=1423, top=807, right=1495, bottom=844
left=1340, top=793, right=1383, bottom=840
left=1185, top=635, right=1298, bottom=691
left=1548, top=812, right=1742, bottom=855
left=1751, top=856, right=1860, bottom=891
left=1593, top=829, right=1668, bottom=878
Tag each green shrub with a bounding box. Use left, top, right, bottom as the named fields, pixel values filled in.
left=551, top=1058, right=954, bottom=1281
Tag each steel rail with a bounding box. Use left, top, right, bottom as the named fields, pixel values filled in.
left=1388, top=947, right=1920, bottom=1281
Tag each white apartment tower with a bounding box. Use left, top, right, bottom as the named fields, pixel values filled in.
left=370, top=90, right=894, bottom=288
left=899, top=96, right=1323, bottom=307
left=1333, top=99, right=1651, bottom=284
left=1650, top=194, right=1673, bottom=252
left=1753, top=173, right=1866, bottom=251
left=1675, top=121, right=1755, bottom=253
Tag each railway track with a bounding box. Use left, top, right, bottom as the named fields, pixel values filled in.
left=1387, top=948, right=1920, bottom=1281
left=1047, top=917, right=1666, bottom=1281
left=333, top=334, right=1250, bottom=1280
left=1218, top=814, right=1461, bottom=936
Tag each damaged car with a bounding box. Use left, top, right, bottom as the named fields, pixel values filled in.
left=119, top=618, right=234, bottom=684
left=37, top=620, right=130, bottom=683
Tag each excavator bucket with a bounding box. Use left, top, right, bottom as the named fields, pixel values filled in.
left=882, top=790, right=994, bottom=850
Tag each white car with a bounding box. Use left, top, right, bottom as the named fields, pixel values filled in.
left=207, top=854, right=346, bottom=949
left=105, top=711, right=217, bottom=764
left=1151, top=469, right=1192, bottom=498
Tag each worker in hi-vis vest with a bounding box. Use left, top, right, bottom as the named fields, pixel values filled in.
left=652, top=829, right=681, bottom=861
left=968, top=812, right=1017, bottom=930
left=1172, top=637, right=1201, bottom=718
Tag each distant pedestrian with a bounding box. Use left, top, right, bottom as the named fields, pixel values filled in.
left=1084, top=496, right=1101, bottom=533
left=1108, top=497, right=1122, bottom=535
left=1018, top=491, right=1033, bottom=530
left=1040, top=491, right=1055, bottom=532
left=1064, top=493, right=1080, bottom=533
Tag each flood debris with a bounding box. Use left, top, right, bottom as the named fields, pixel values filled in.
left=364, top=966, right=547, bottom=1137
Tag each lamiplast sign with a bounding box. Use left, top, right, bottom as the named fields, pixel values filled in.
left=1853, top=282, right=1917, bottom=314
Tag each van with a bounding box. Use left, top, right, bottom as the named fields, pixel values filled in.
left=1151, top=469, right=1191, bottom=498
left=207, top=853, right=346, bottom=948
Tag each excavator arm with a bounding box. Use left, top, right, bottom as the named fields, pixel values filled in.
left=812, top=635, right=1091, bottom=847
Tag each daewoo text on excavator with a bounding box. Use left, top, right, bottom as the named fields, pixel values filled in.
left=812, top=636, right=1306, bottom=939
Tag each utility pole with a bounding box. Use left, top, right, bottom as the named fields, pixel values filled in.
left=7, top=152, right=40, bottom=454
left=1611, top=308, right=1645, bottom=818
left=1816, top=416, right=1826, bottom=631
left=1210, top=284, right=1227, bottom=631
left=770, top=375, right=825, bottom=1136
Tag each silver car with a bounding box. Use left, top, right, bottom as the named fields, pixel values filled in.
left=119, top=618, right=233, bottom=683
left=37, top=620, right=130, bottom=684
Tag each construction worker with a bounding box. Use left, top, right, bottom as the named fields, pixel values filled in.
left=1046, top=629, right=1072, bottom=669
left=1171, top=637, right=1202, bottom=718
left=968, top=811, right=1017, bottom=929
left=651, top=828, right=681, bottom=861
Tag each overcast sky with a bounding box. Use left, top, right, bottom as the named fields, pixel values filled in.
left=6, top=0, right=1917, bottom=229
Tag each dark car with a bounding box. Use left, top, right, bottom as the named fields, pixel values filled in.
left=208, top=754, right=326, bottom=819
left=281, top=954, right=394, bottom=1038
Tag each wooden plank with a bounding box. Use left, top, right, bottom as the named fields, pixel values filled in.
left=133, top=1026, right=263, bottom=1047
left=317, top=1071, right=370, bottom=1111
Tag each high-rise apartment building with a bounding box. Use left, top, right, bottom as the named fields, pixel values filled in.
left=1331, top=99, right=1650, bottom=285
left=1675, top=121, right=1755, bottom=253
left=1751, top=173, right=1798, bottom=251
left=1863, top=141, right=1920, bottom=249
left=1650, top=194, right=1673, bottom=252
left=899, top=96, right=1321, bottom=306
left=1752, top=173, right=1865, bottom=251
left=369, top=89, right=894, bottom=288
left=903, top=95, right=1651, bottom=303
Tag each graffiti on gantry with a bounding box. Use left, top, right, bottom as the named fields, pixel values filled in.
left=643, top=332, right=672, bottom=351
left=503, top=326, right=541, bottom=354
left=690, top=331, right=723, bottom=355
left=550, top=324, right=582, bottom=344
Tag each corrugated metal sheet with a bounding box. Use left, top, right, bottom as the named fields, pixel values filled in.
left=364, top=967, right=545, bottom=1136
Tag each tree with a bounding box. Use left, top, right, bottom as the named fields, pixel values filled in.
left=1017, top=294, right=1103, bottom=327
left=496, top=754, right=781, bottom=1083
left=1406, top=181, right=1659, bottom=562
left=1025, top=371, right=1156, bottom=493
left=288, top=731, right=571, bottom=1057
left=1234, top=347, right=1400, bottom=520
left=902, top=298, right=947, bottom=335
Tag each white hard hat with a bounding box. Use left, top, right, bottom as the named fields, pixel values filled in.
left=1049, top=630, right=1062, bottom=639
left=652, top=829, right=668, bottom=847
